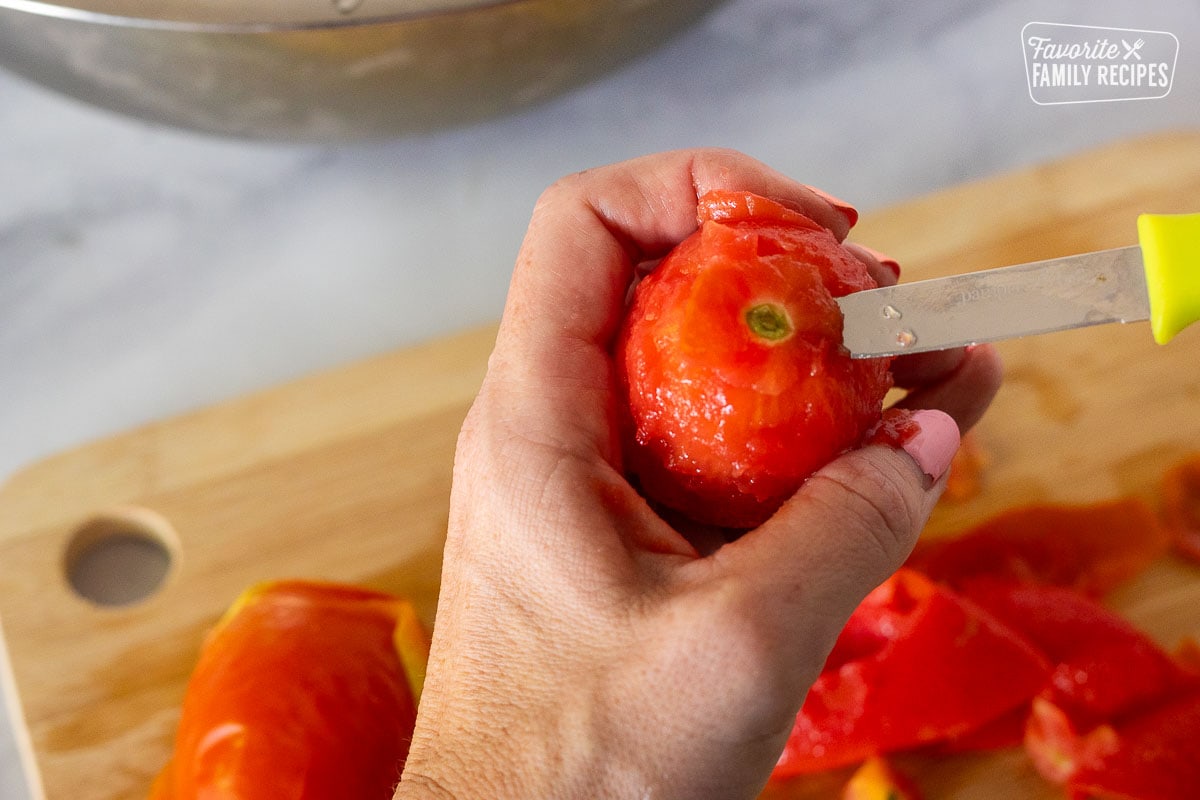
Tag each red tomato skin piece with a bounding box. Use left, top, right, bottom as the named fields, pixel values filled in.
left=906, top=499, right=1168, bottom=598
left=150, top=581, right=429, bottom=800
left=1066, top=691, right=1200, bottom=799
left=913, top=499, right=1176, bottom=755
left=617, top=189, right=892, bottom=528
left=959, top=580, right=1193, bottom=728
left=771, top=569, right=1049, bottom=777
left=933, top=704, right=1027, bottom=753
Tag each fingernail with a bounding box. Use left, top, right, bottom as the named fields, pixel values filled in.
left=900, top=409, right=960, bottom=483
left=806, top=186, right=859, bottom=227
left=854, top=243, right=901, bottom=278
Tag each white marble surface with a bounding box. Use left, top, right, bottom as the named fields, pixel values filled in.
left=1, top=0, right=1197, bottom=796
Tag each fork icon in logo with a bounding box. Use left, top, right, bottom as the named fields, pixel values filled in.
left=1122, top=38, right=1146, bottom=60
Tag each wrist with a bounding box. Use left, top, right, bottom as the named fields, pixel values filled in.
left=397, top=727, right=500, bottom=800
left=397, top=713, right=537, bottom=800
left=396, top=698, right=652, bottom=800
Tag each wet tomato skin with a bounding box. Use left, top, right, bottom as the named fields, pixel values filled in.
left=149, top=580, right=429, bottom=800
left=617, top=190, right=892, bottom=528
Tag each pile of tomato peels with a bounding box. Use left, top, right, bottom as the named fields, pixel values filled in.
left=768, top=450, right=1200, bottom=800
left=151, top=460, right=1200, bottom=799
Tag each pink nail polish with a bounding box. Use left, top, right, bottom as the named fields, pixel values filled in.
left=806, top=186, right=859, bottom=227
left=899, top=409, right=961, bottom=482
left=855, top=243, right=901, bottom=278
left=833, top=204, right=859, bottom=227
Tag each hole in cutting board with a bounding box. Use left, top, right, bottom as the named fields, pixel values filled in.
left=64, top=508, right=179, bottom=607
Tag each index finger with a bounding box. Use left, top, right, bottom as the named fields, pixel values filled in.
left=488, top=149, right=857, bottom=454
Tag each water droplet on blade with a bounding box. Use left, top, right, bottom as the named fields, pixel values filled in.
left=896, top=329, right=917, bottom=348
left=333, top=0, right=363, bottom=14
left=882, top=304, right=902, bottom=320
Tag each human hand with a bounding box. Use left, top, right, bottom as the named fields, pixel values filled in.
left=396, top=149, right=1002, bottom=800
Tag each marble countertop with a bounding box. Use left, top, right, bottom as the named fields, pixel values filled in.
left=1, top=0, right=1196, bottom=795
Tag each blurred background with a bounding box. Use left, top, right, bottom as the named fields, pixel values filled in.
left=0, top=0, right=1196, bottom=795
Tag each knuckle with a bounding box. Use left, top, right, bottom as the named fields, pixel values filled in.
left=536, top=168, right=590, bottom=208
left=691, top=145, right=749, bottom=166
left=813, top=454, right=924, bottom=562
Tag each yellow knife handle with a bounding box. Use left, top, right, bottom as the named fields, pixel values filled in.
left=1138, top=212, right=1200, bottom=344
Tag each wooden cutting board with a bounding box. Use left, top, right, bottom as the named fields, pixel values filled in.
left=2, top=131, right=1199, bottom=800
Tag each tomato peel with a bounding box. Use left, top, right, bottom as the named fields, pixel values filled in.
left=1066, top=691, right=1200, bottom=800
left=773, top=569, right=1049, bottom=777
left=150, top=580, right=429, bottom=800
left=960, top=580, right=1193, bottom=729
left=697, top=190, right=823, bottom=232
left=906, top=498, right=1168, bottom=598
left=933, top=704, right=1027, bottom=753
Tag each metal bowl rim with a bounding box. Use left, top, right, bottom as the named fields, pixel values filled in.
left=0, top=0, right=534, bottom=33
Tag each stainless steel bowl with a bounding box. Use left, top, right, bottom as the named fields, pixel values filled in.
left=0, top=0, right=724, bottom=140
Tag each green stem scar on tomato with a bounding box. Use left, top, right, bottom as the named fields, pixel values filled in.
left=745, top=302, right=793, bottom=341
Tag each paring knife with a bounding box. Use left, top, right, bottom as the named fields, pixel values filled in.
left=838, top=212, right=1200, bottom=358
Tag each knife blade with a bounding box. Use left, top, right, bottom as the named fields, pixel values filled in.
left=837, top=246, right=1149, bottom=358
left=836, top=212, right=1200, bottom=358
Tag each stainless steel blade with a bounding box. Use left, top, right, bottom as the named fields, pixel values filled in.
left=836, top=245, right=1151, bottom=358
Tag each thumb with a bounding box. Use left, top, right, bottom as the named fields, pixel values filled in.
left=718, top=409, right=961, bottom=659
